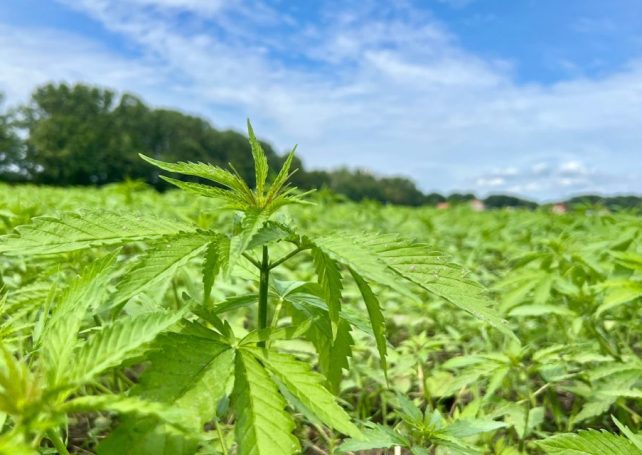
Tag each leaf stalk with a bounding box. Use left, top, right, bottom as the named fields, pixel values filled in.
left=242, top=252, right=261, bottom=269
left=46, top=429, right=70, bottom=455
left=258, top=245, right=269, bottom=347
left=269, top=246, right=306, bottom=270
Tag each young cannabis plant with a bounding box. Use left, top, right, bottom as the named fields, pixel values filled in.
left=0, top=120, right=516, bottom=454
left=338, top=394, right=508, bottom=454
left=0, top=253, right=188, bottom=454
left=140, top=121, right=310, bottom=214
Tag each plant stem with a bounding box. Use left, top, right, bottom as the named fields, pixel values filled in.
left=269, top=246, right=305, bottom=270
left=46, top=429, right=69, bottom=455
left=591, top=320, right=622, bottom=361
left=214, top=418, right=229, bottom=455
left=243, top=252, right=261, bottom=269
left=92, top=380, right=113, bottom=395
left=258, top=245, right=269, bottom=348
left=117, top=369, right=134, bottom=387
left=266, top=297, right=284, bottom=350
left=519, top=401, right=531, bottom=452
left=171, top=279, right=180, bottom=310
left=618, top=402, right=642, bottom=422
left=269, top=298, right=283, bottom=329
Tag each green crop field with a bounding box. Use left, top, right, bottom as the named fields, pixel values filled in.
left=0, top=127, right=641, bottom=454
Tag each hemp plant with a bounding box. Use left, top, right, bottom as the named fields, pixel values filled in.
left=0, top=121, right=515, bottom=454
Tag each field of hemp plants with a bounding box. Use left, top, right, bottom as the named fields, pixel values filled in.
left=0, top=123, right=641, bottom=454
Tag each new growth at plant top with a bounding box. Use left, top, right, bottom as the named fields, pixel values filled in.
left=0, top=121, right=641, bottom=454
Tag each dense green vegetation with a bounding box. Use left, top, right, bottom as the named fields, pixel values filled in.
left=0, top=125, right=641, bottom=454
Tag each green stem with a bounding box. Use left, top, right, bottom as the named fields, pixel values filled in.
left=92, top=380, right=113, bottom=395
left=243, top=252, right=261, bottom=269
left=171, top=279, right=180, bottom=310
left=46, top=429, right=69, bottom=455
left=591, top=320, right=622, bottom=361
left=618, top=401, right=642, bottom=421
left=269, top=298, right=283, bottom=329
left=258, top=245, right=269, bottom=348
left=266, top=297, right=284, bottom=350
left=269, top=246, right=306, bottom=270
left=519, top=401, right=531, bottom=452
left=214, top=418, right=229, bottom=455
left=117, top=369, right=134, bottom=388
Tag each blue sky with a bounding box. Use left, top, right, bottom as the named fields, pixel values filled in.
left=1, top=0, right=641, bottom=200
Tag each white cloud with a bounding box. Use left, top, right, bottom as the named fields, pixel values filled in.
left=476, top=176, right=505, bottom=187
left=436, top=0, right=476, bottom=8
left=128, top=0, right=227, bottom=15
left=470, top=157, right=641, bottom=201
left=531, top=162, right=550, bottom=175
left=496, top=166, right=518, bottom=177
left=66, top=0, right=231, bottom=18
left=573, top=17, right=618, bottom=35
left=559, top=160, right=588, bottom=175
left=0, top=26, right=140, bottom=100
left=0, top=0, right=640, bottom=200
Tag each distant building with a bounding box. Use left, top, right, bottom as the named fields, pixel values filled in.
left=470, top=199, right=486, bottom=212
left=551, top=203, right=567, bottom=214
left=437, top=202, right=450, bottom=210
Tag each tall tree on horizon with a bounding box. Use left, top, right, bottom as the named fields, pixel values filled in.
left=16, top=82, right=283, bottom=187
left=0, top=93, right=25, bottom=182
left=3, top=82, right=439, bottom=206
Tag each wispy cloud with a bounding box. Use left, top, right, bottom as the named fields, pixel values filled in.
left=473, top=157, right=640, bottom=201
left=573, top=17, right=618, bottom=35
left=436, top=0, right=476, bottom=9
left=0, top=24, right=165, bottom=102
left=125, top=0, right=228, bottom=15
left=0, top=0, right=640, bottom=200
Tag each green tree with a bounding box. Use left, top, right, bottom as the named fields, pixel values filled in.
left=20, top=83, right=119, bottom=184
left=0, top=93, right=24, bottom=182
left=17, top=83, right=284, bottom=187
left=379, top=176, right=426, bottom=206
left=447, top=192, right=476, bottom=204
left=424, top=192, right=446, bottom=205
left=484, top=194, right=537, bottom=209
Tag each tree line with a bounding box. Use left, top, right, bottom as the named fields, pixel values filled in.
left=0, top=83, right=433, bottom=204
left=1, top=82, right=637, bottom=210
